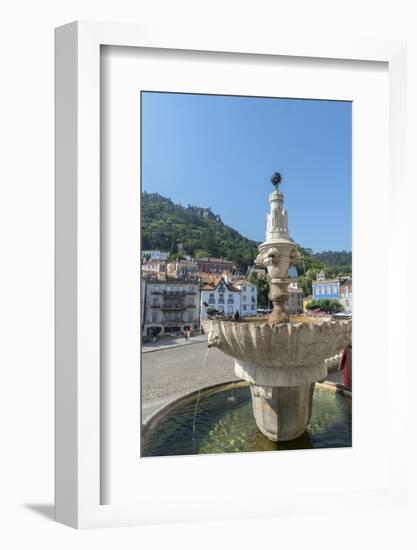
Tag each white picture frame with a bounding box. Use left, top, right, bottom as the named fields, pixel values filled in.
left=55, top=21, right=407, bottom=529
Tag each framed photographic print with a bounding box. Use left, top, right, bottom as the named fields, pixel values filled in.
left=55, top=21, right=408, bottom=528
left=139, top=91, right=353, bottom=459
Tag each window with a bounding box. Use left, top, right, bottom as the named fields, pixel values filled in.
left=251, top=287, right=255, bottom=292
left=251, top=305, right=255, bottom=311
left=243, top=295, right=247, bottom=302
left=321, top=287, right=325, bottom=295
left=327, top=286, right=331, bottom=294
left=152, top=312, right=157, bottom=322
left=243, top=305, right=247, bottom=311
left=332, top=286, right=337, bottom=294
left=251, top=296, right=255, bottom=303
left=243, top=286, right=246, bottom=291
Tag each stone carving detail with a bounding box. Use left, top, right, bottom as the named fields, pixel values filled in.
left=255, top=176, right=303, bottom=324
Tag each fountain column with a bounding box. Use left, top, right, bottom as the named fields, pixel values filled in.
left=248, top=173, right=314, bottom=440
left=255, top=173, right=302, bottom=325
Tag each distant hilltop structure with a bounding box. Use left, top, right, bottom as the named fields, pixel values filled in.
left=190, top=206, right=223, bottom=224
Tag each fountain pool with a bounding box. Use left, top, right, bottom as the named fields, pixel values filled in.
left=142, top=382, right=351, bottom=457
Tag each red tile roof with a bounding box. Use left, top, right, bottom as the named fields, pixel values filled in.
left=199, top=275, right=240, bottom=292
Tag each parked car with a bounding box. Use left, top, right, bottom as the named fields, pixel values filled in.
left=256, top=308, right=271, bottom=315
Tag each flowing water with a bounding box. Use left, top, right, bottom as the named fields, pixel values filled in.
left=142, top=383, right=351, bottom=457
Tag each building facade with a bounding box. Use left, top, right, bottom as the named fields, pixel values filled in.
left=286, top=287, right=304, bottom=315
left=312, top=279, right=340, bottom=300
left=311, top=275, right=352, bottom=313
left=196, top=257, right=237, bottom=274
left=166, top=259, right=199, bottom=279
left=338, top=278, right=352, bottom=313
left=142, top=250, right=169, bottom=261
left=233, top=280, right=258, bottom=316
left=141, top=260, right=167, bottom=278
left=142, top=279, right=200, bottom=336
left=200, top=276, right=241, bottom=319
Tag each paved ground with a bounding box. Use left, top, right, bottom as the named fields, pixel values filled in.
left=141, top=338, right=238, bottom=421
left=142, top=334, right=208, bottom=354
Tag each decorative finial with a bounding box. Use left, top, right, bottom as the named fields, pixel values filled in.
left=271, top=172, right=282, bottom=190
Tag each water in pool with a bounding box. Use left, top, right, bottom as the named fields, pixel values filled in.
left=142, top=384, right=351, bottom=457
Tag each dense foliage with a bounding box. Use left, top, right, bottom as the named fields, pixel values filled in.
left=248, top=270, right=270, bottom=307
left=312, top=250, right=352, bottom=269
left=305, top=298, right=344, bottom=314
left=141, top=192, right=259, bottom=270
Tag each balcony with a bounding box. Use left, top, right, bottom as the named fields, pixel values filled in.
left=161, top=305, right=185, bottom=311
left=150, top=304, right=161, bottom=308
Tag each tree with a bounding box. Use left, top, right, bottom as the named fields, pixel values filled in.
left=194, top=249, right=210, bottom=259
left=201, top=225, right=217, bottom=256
left=297, top=276, right=313, bottom=297
left=249, top=270, right=270, bottom=308
left=305, top=298, right=344, bottom=314
left=169, top=234, right=178, bottom=259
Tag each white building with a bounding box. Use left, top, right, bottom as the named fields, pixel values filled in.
left=200, top=276, right=258, bottom=319
left=142, top=250, right=169, bottom=261
left=141, top=259, right=167, bottom=277
left=200, top=276, right=241, bottom=319
left=286, top=286, right=304, bottom=315
left=233, top=280, right=258, bottom=317
left=338, top=278, right=352, bottom=313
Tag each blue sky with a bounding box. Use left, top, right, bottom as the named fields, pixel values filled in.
left=141, top=92, right=351, bottom=252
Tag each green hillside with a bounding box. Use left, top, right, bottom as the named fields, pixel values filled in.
left=141, top=192, right=259, bottom=270
left=141, top=192, right=352, bottom=280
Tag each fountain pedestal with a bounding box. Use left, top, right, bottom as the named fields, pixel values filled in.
left=250, top=383, right=315, bottom=441
left=235, top=359, right=326, bottom=441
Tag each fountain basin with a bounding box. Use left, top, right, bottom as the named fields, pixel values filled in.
left=202, top=317, right=352, bottom=441
left=141, top=382, right=352, bottom=456
left=202, top=317, right=352, bottom=372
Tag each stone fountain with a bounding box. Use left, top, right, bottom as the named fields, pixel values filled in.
left=202, top=173, right=352, bottom=442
